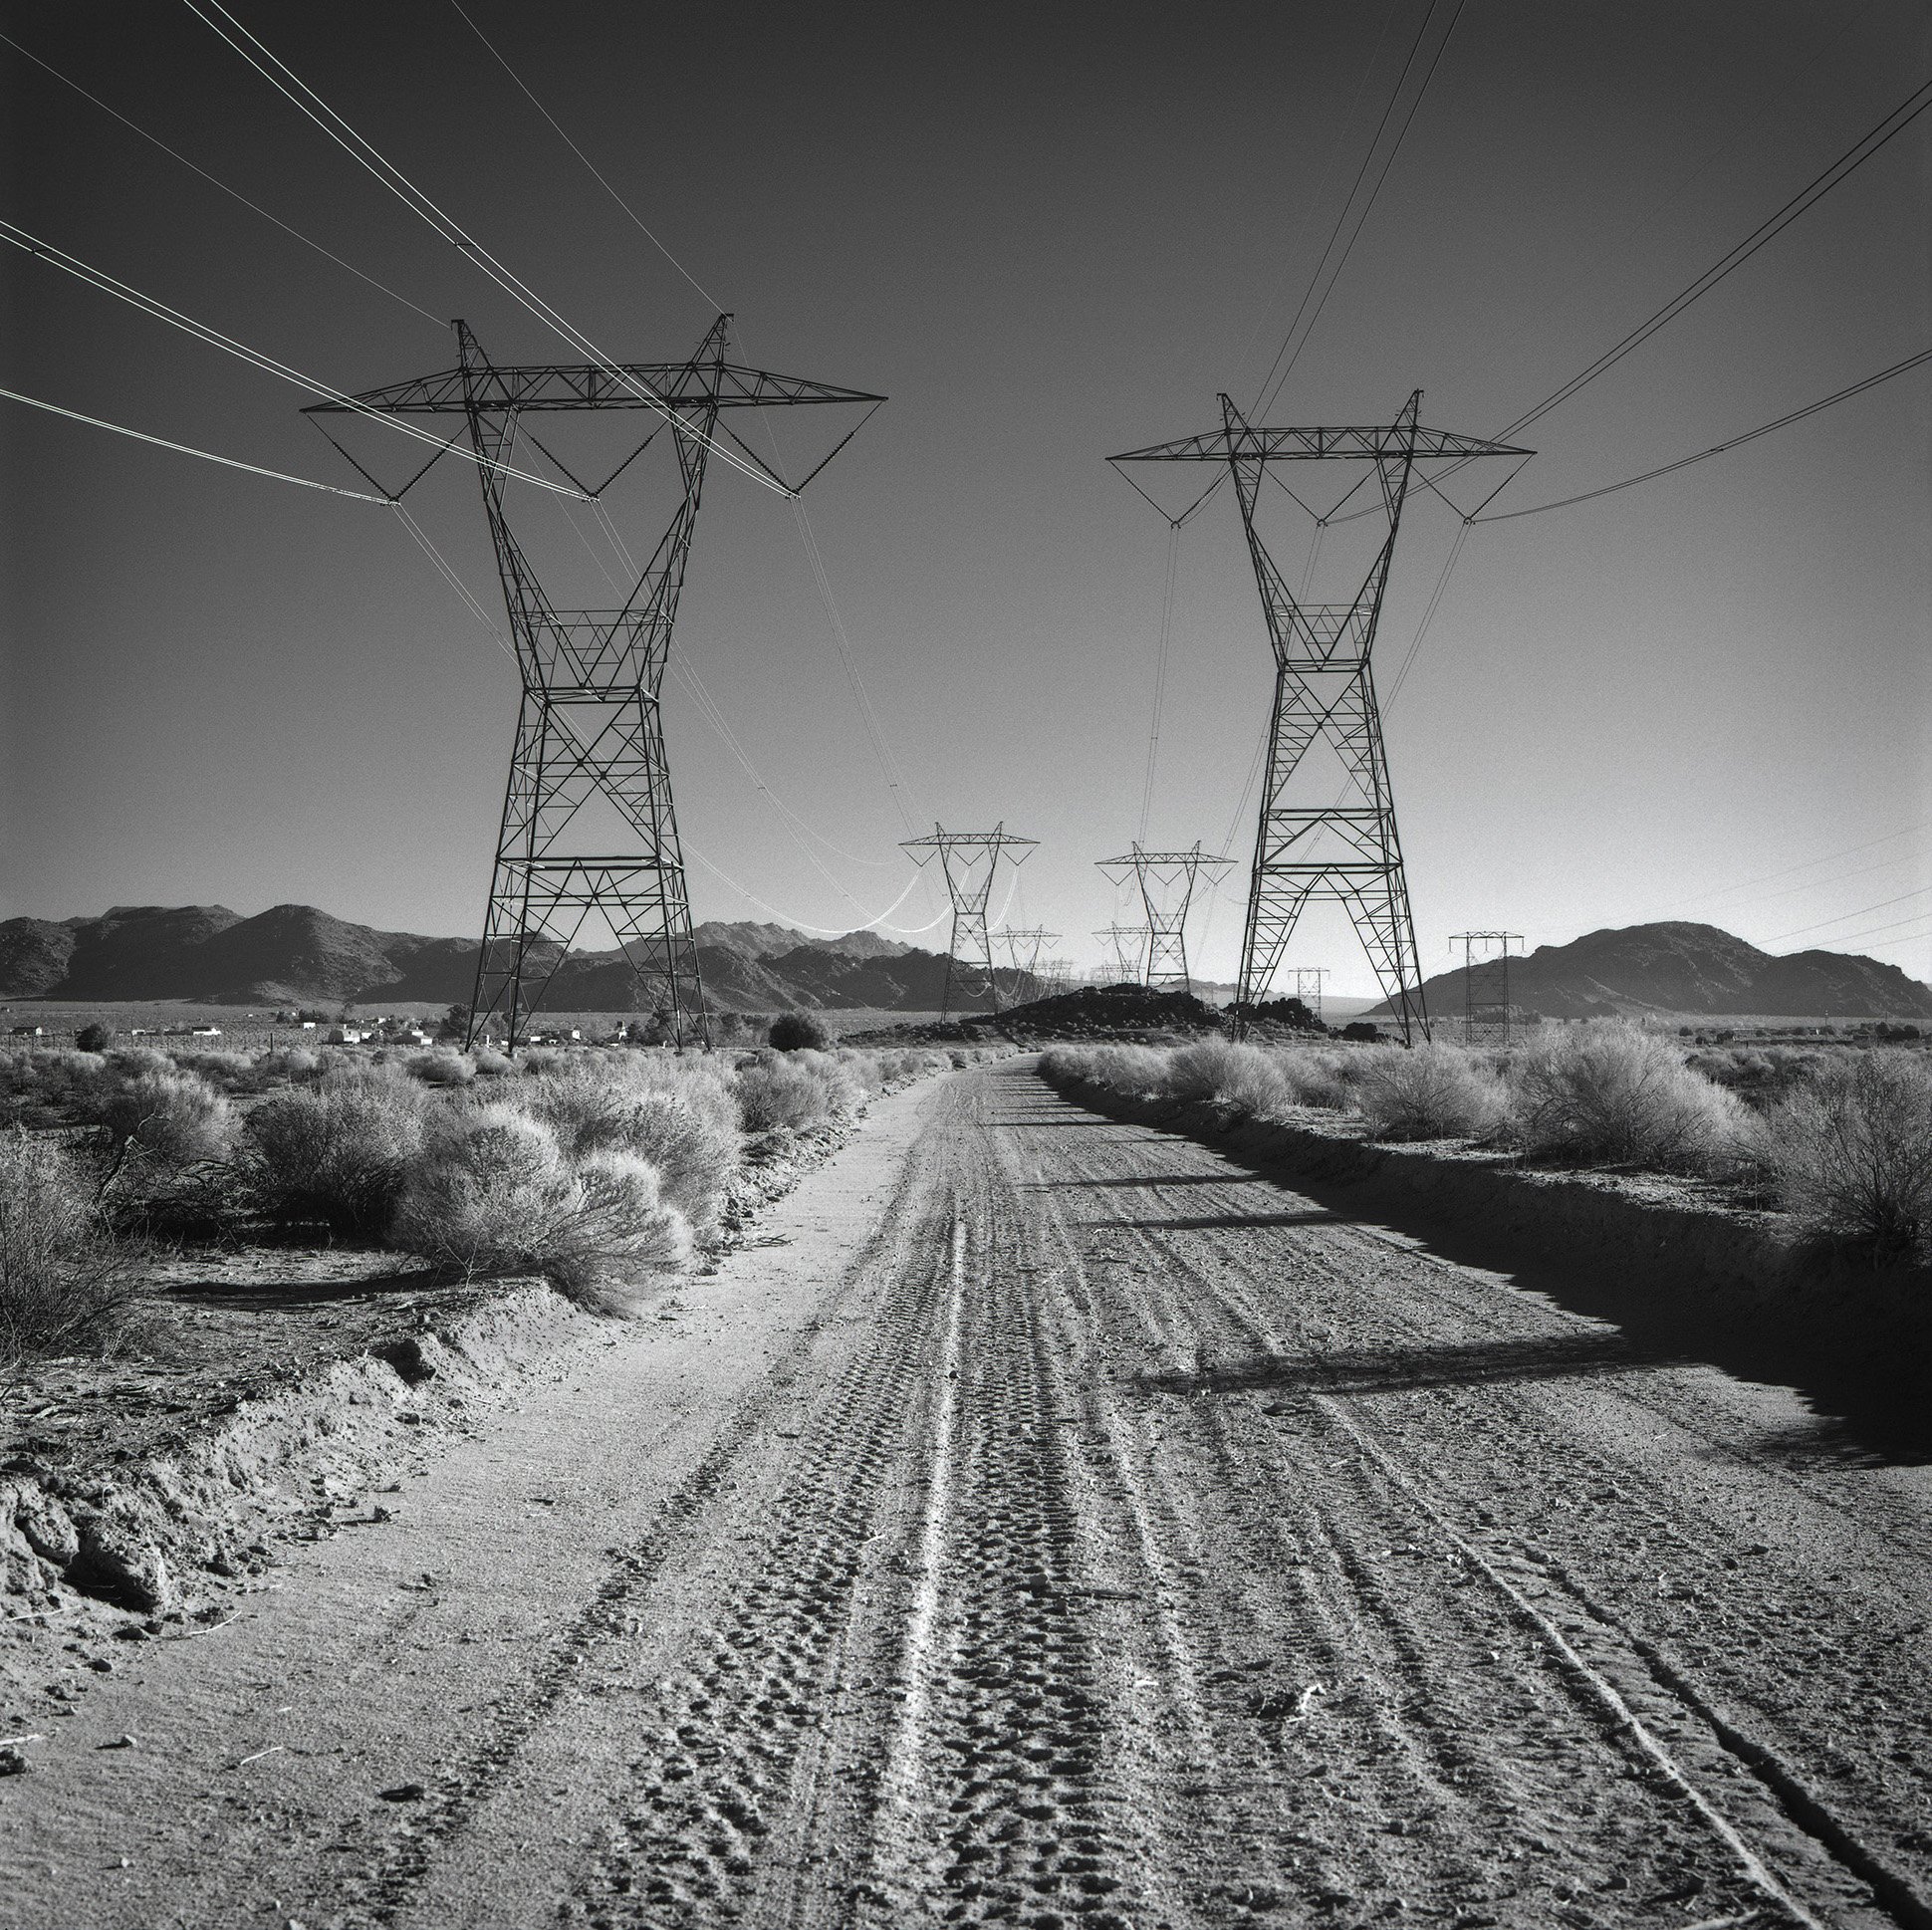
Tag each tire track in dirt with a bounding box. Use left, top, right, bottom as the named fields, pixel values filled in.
left=1009, top=1073, right=1927, bottom=1926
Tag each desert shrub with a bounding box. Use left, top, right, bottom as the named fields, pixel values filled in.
left=1505, top=1024, right=1745, bottom=1173
left=255, top=1047, right=322, bottom=1080
left=102, top=1048, right=167, bottom=1082
left=86, top=1069, right=238, bottom=1176
left=405, top=1049, right=476, bottom=1087
left=733, top=1051, right=863, bottom=1132
left=838, top=1051, right=886, bottom=1101
left=1163, top=1040, right=1296, bottom=1114
left=1040, top=1044, right=1171, bottom=1095
left=1761, top=1050, right=1932, bottom=1263
left=75, top=1023, right=111, bottom=1054
left=389, top=1107, right=690, bottom=1308
left=14, top=1049, right=110, bottom=1105
left=769, top=1012, right=833, bottom=1053
left=473, top=1048, right=514, bottom=1076
left=1351, top=1044, right=1507, bottom=1141
left=519, top=1057, right=738, bottom=1231
left=517, top=1048, right=567, bottom=1075
left=1271, top=1048, right=1351, bottom=1109
left=169, top=1049, right=254, bottom=1086
left=245, top=1070, right=431, bottom=1234
left=0, top=1131, right=139, bottom=1362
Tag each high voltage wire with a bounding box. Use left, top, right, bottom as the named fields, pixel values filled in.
left=1642, top=824, right=1928, bottom=916
left=1, top=220, right=590, bottom=499
left=1491, top=77, right=1932, bottom=445
left=0, top=29, right=444, bottom=328
left=0, top=383, right=390, bottom=502
left=445, top=0, right=721, bottom=313
left=179, top=0, right=782, bottom=496
left=1763, top=885, right=1932, bottom=945
left=1252, top=0, right=1467, bottom=417
left=1474, top=347, right=1932, bottom=522
left=1137, top=521, right=1180, bottom=842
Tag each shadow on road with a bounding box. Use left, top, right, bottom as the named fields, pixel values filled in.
left=1065, top=1102, right=1932, bottom=1467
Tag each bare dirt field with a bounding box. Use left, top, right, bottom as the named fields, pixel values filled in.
left=4, top=1059, right=1929, bottom=1928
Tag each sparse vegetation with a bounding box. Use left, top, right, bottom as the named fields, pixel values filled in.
left=768, top=1012, right=834, bottom=1053
left=245, top=1067, right=431, bottom=1235
left=0, top=1130, right=140, bottom=1362
left=1353, top=1044, right=1509, bottom=1141
left=1762, top=1050, right=1932, bottom=1263
left=734, top=1050, right=867, bottom=1132
left=85, top=1067, right=239, bottom=1181
left=388, top=1104, right=692, bottom=1310
left=1505, top=1024, right=1745, bottom=1173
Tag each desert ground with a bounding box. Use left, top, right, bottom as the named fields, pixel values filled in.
left=6, top=1057, right=1928, bottom=1930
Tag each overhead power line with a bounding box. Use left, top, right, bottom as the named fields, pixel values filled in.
left=445, top=0, right=721, bottom=311
left=1, top=220, right=589, bottom=498
left=1253, top=0, right=1468, bottom=416
left=1763, top=885, right=1932, bottom=945
left=1493, top=77, right=1932, bottom=442
left=1641, top=824, right=1928, bottom=917
left=0, top=30, right=443, bottom=327
left=0, top=382, right=388, bottom=501
left=180, top=0, right=782, bottom=495
left=1477, top=347, right=1932, bottom=522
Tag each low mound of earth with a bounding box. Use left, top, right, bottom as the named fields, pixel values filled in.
left=852, top=982, right=1232, bottom=1044
left=1370, top=920, right=1932, bottom=1023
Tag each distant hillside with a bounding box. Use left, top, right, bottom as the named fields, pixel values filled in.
left=1364, top=921, right=1932, bottom=1022
left=0, top=905, right=1014, bottom=1014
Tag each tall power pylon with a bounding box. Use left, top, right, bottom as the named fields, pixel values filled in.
left=1291, top=966, right=1330, bottom=1026
left=307, top=318, right=882, bottom=1048
left=1111, top=394, right=1530, bottom=1044
left=998, top=927, right=1061, bottom=1001
left=1094, top=842, right=1231, bottom=995
left=900, top=825, right=1038, bottom=1016
left=1093, top=925, right=1149, bottom=982
left=1450, top=931, right=1522, bottom=1046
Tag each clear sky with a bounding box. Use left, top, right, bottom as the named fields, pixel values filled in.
left=4, top=0, right=1927, bottom=997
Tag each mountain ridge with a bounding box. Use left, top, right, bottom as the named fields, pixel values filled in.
left=1363, top=920, right=1932, bottom=1022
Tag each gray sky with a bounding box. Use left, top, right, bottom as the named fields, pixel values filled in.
left=4, top=0, right=1927, bottom=996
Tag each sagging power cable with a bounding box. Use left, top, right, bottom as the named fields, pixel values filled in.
left=0, top=30, right=443, bottom=327
left=0, top=382, right=390, bottom=502
left=181, top=0, right=783, bottom=496
left=1, top=220, right=590, bottom=499
left=445, top=0, right=721, bottom=313
left=1493, top=77, right=1932, bottom=444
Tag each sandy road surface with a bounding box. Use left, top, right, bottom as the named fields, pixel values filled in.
left=6, top=1061, right=1930, bottom=1929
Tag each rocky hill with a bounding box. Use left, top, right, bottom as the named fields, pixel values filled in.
left=1366, top=921, right=1932, bottom=1022
left=0, top=904, right=1006, bottom=1013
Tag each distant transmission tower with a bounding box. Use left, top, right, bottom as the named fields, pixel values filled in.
left=1094, top=842, right=1232, bottom=994
left=1094, top=925, right=1149, bottom=982
left=309, top=317, right=882, bottom=1049
left=1111, top=394, right=1530, bottom=1044
left=1451, top=931, right=1522, bottom=1046
left=1291, top=966, right=1330, bottom=1026
left=998, top=926, right=1060, bottom=1000
left=901, top=825, right=1039, bottom=1015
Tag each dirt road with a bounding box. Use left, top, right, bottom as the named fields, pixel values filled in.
left=7, top=1061, right=1931, bottom=1929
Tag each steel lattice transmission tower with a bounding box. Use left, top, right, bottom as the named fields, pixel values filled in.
left=308, top=317, right=882, bottom=1049
left=1451, top=931, right=1522, bottom=1046
left=900, top=825, right=1038, bottom=1016
left=1093, top=926, right=1148, bottom=982
left=1094, top=842, right=1231, bottom=994
left=1111, top=394, right=1530, bottom=1044
left=1291, top=966, right=1330, bottom=1026
left=998, top=927, right=1060, bottom=1000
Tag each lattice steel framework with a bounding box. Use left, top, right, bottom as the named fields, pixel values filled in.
left=1094, top=926, right=1149, bottom=982
left=1094, top=842, right=1231, bottom=994
left=998, top=927, right=1060, bottom=1002
left=307, top=317, right=882, bottom=1048
left=1111, top=394, right=1530, bottom=1044
left=1291, top=966, right=1330, bottom=1027
left=1451, top=931, right=1522, bottom=1046
left=900, top=825, right=1038, bottom=1016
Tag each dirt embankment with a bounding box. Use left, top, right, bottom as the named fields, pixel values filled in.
left=1043, top=1069, right=1932, bottom=1380
left=0, top=1116, right=858, bottom=1653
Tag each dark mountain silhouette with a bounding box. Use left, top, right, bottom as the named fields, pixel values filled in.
left=1365, top=921, right=1932, bottom=1022
left=0, top=904, right=986, bottom=1012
